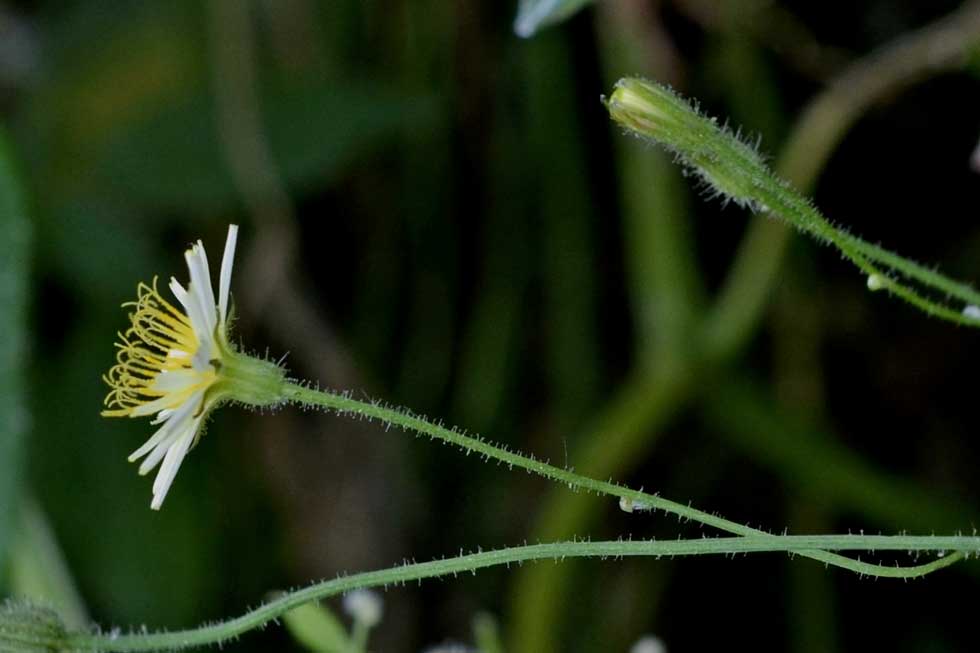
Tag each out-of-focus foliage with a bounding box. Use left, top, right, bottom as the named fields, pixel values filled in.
left=2, top=1, right=980, bottom=652
left=94, top=81, right=434, bottom=212
left=283, top=601, right=350, bottom=653
left=0, top=127, right=29, bottom=570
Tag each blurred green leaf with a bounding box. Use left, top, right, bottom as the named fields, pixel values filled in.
left=473, top=612, right=504, bottom=653
left=16, top=1, right=207, bottom=203
left=514, top=0, right=593, bottom=38
left=95, top=81, right=436, bottom=212
left=40, top=203, right=160, bottom=302
left=282, top=601, right=350, bottom=653
left=525, top=33, right=600, bottom=425
left=0, top=127, right=30, bottom=571
left=33, top=315, right=218, bottom=625
left=704, top=376, right=977, bottom=531
left=8, top=499, right=88, bottom=629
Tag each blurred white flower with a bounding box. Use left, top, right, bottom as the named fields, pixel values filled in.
left=631, top=634, right=667, bottom=653
left=343, top=589, right=383, bottom=627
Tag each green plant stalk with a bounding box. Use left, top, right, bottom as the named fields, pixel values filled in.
left=512, top=4, right=980, bottom=648
left=597, top=2, right=704, bottom=367
left=0, top=126, right=30, bottom=569
left=703, top=376, right=977, bottom=532
left=281, top=384, right=964, bottom=578
left=508, top=7, right=703, bottom=648
left=56, top=535, right=970, bottom=652
left=525, top=30, right=602, bottom=425
left=706, top=0, right=980, bottom=357
left=503, top=7, right=980, bottom=650
left=348, top=622, right=369, bottom=653
left=507, top=366, right=691, bottom=653
left=618, top=122, right=700, bottom=367
left=606, top=77, right=980, bottom=325
left=7, top=499, right=89, bottom=630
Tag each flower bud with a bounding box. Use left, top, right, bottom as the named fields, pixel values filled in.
left=606, top=78, right=769, bottom=211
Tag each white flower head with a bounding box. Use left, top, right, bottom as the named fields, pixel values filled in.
left=104, top=225, right=282, bottom=510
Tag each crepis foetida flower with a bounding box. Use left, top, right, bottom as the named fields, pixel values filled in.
left=102, top=225, right=285, bottom=510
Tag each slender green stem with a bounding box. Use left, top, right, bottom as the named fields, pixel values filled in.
left=509, top=9, right=980, bottom=648
left=44, top=383, right=974, bottom=653
left=57, top=535, right=970, bottom=652
left=843, top=233, right=980, bottom=305
left=0, top=126, right=30, bottom=570
left=705, top=0, right=980, bottom=358
left=606, top=77, right=980, bottom=326
left=280, top=383, right=968, bottom=577
left=507, top=366, right=690, bottom=653
left=348, top=622, right=369, bottom=653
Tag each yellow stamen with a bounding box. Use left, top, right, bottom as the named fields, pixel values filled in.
left=102, top=277, right=215, bottom=417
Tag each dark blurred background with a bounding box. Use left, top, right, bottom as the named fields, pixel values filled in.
left=2, top=0, right=980, bottom=651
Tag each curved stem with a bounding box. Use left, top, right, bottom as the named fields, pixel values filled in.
left=510, top=7, right=980, bottom=651
left=280, top=383, right=967, bottom=578
left=609, top=77, right=980, bottom=326
left=60, top=535, right=969, bottom=652
left=704, top=0, right=980, bottom=356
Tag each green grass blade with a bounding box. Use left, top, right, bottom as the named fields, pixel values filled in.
left=0, top=127, right=30, bottom=571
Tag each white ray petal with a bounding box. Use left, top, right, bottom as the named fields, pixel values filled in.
left=150, top=408, right=174, bottom=425
left=150, top=421, right=199, bottom=510
left=181, top=281, right=212, bottom=344
left=219, top=224, right=238, bottom=324
left=138, top=430, right=183, bottom=476
left=131, top=422, right=178, bottom=465
left=190, top=241, right=217, bottom=311
left=185, top=243, right=216, bottom=336
left=128, top=391, right=203, bottom=461
left=169, top=277, right=189, bottom=310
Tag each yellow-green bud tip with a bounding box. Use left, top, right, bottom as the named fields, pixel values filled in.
left=606, top=79, right=683, bottom=137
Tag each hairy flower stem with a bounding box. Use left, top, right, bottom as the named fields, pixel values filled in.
left=59, top=535, right=971, bottom=652
left=52, top=383, right=975, bottom=653
left=606, top=77, right=980, bottom=325
left=281, top=383, right=967, bottom=577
